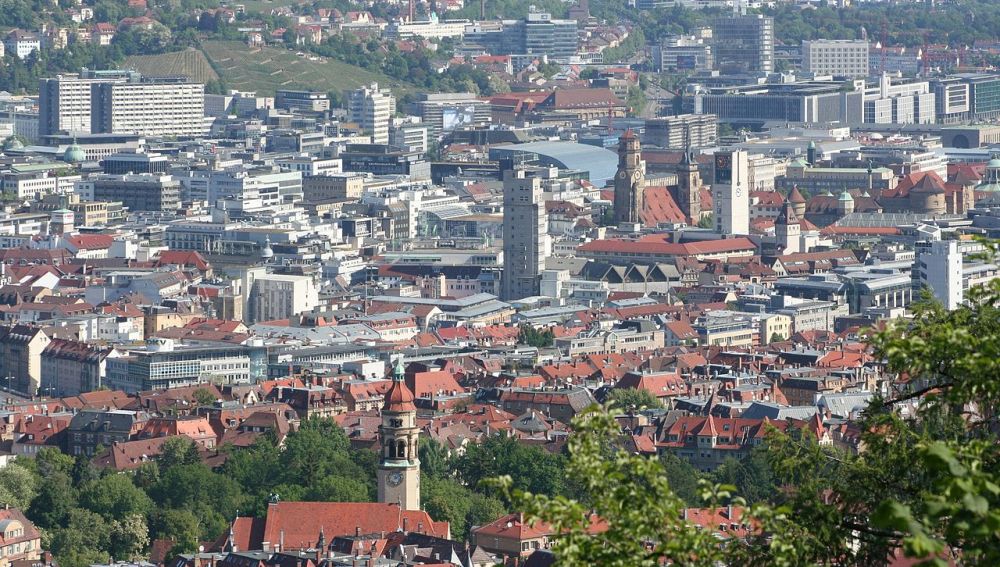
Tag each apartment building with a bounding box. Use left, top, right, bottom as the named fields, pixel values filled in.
left=346, top=83, right=394, bottom=145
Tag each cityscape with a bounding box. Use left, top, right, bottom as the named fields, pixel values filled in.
left=0, top=0, right=994, bottom=565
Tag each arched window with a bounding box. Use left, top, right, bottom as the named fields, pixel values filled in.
left=397, top=439, right=406, bottom=459
left=387, top=441, right=396, bottom=459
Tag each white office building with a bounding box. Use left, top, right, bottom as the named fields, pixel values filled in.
left=248, top=273, right=320, bottom=324
left=346, top=83, right=395, bottom=145
left=802, top=40, right=870, bottom=78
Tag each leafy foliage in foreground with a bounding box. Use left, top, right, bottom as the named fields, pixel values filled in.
left=497, top=269, right=1000, bottom=565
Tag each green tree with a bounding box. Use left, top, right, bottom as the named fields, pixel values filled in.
left=418, top=438, right=451, bottom=479
left=159, top=436, right=202, bottom=469
left=518, top=325, right=555, bottom=348
left=78, top=474, right=153, bottom=520
left=659, top=452, right=703, bottom=506
left=150, top=463, right=245, bottom=534
left=304, top=475, right=371, bottom=502
left=696, top=214, right=714, bottom=229
left=607, top=388, right=662, bottom=411
left=110, top=514, right=150, bottom=561
left=48, top=508, right=111, bottom=567
left=769, top=332, right=786, bottom=343
left=28, top=472, right=77, bottom=529
left=192, top=388, right=216, bottom=406
left=0, top=462, right=38, bottom=509
left=149, top=509, right=202, bottom=554
left=454, top=435, right=566, bottom=498
left=421, top=475, right=506, bottom=541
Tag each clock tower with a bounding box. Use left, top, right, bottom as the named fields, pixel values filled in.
left=613, top=130, right=645, bottom=225
left=377, top=357, right=420, bottom=511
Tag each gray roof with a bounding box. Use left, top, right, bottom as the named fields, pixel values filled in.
left=491, top=141, right=619, bottom=186
left=816, top=391, right=873, bottom=418
left=740, top=401, right=818, bottom=421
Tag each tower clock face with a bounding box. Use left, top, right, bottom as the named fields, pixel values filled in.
left=388, top=471, right=403, bottom=486
left=633, top=170, right=642, bottom=182
left=715, top=154, right=731, bottom=169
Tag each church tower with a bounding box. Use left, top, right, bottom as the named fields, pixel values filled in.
left=613, top=130, right=645, bottom=225
left=675, top=144, right=702, bottom=223
left=377, top=357, right=420, bottom=511
left=775, top=200, right=801, bottom=255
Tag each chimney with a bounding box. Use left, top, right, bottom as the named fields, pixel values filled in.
left=726, top=505, right=733, bottom=520
left=355, top=526, right=361, bottom=537
left=402, top=517, right=409, bottom=532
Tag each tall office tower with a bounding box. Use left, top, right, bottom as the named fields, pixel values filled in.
left=501, top=164, right=547, bottom=301
left=712, top=15, right=774, bottom=74
left=346, top=83, right=395, bottom=145
left=712, top=150, right=750, bottom=235
left=674, top=146, right=702, bottom=223
left=39, top=75, right=100, bottom=136
left=916, top=240, right=963, bottom=310
left=512, top=10, right=579, bottom=61
left=613, top=130, right=645, bottom=225
left=801, top=40, right=869, bottom=78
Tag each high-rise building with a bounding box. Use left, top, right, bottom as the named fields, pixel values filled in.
left=377, top=357, right=420, bottom=511
left=712, top=149, right=749, bottom=235
left=462, top=10, right=578, bottom=63
left=613, top=130, right=645, bottom=225
left=501, top=164, right=547, bottom=301
left=39, top=72, right=205, bottom=138
left=916, top=240, right=963, bottom=310
left=801, top=40, right=869, bottom=78
left=712, top=15, right=774, bottom=74
left=346, top=83, right=395, bottom=145
left=39, top=75, right=100, bottom=136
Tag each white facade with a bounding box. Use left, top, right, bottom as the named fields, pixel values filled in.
left=713, top=150, right=750, bottom=236
left=347, top=83, right=394, bottom=145
left=802, top=40, right=869, bottom=78
left=97, top=81, right=206, bottom=137
left=501, top=169, right=547, bottom=301
left=249, top=273, right=319, bottom=324
left=918, top=240, right=964, bottom=311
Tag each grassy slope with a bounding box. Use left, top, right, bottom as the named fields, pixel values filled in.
left=199, top=40, right=410, bottom=96
left=123, top=48, right=220, bottom=84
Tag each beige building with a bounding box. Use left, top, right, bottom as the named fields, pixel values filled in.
left=0, top=325, right=51, bottom=395
left=302, top=173, right=365, bottom=201
left=760, top=313, right=792, bottom=344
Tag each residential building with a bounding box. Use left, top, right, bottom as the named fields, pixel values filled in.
left=40, top=339, right=118, bottom=397
left=0, top=325, right=51, bottom=396
left=0, top=507, right=42, bottom=566
left=66, top=409, right=145, bottom=456
left=501, top=165, right=547, bottom=301
left=4, top=30, right=40, bottom=59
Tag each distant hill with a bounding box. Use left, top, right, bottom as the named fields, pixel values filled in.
left=199, top=40, right=411, bottom=96
left=123, top=49, right=220, bottom=84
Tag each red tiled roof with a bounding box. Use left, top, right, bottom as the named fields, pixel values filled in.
left=258, top=502, right=447, bottom=549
